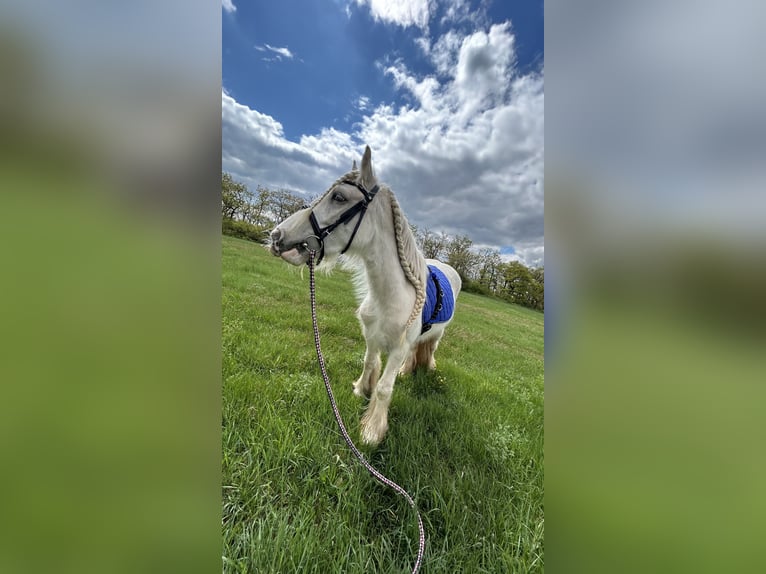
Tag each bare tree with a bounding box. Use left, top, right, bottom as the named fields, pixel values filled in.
left=241, top=185, right=272, bottom=226
left=418, top=228, right=448, bottom=260
left=221, top=172, right=247, bottom=220
left=270, top=188, right=306, bottom=224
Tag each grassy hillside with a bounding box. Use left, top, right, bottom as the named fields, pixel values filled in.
left=222, top=235, right=544, bottom=573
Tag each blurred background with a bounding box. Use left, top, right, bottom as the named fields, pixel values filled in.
left=0, top=2, right=221, bottom=573
left=2, top=0, right=765, bottom=573
left=546, top=1, right=766, bottom=573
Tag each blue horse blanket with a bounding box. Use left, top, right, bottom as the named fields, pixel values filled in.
left=421, top=265, right=455, bottom=333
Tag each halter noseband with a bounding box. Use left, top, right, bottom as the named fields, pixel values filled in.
left=304, top=179, right=379, bottom=264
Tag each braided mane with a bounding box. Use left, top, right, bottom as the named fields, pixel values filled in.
left=388, top=188, right=427, bottom=332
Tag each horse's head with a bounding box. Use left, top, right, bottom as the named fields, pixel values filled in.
left=270, top=145, right=379, bottom=266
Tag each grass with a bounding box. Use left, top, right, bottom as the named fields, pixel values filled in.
left=222, top=235, right=544, bottom=573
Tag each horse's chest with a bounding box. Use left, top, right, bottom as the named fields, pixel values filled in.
left=357, top=301, right=404, bottom=351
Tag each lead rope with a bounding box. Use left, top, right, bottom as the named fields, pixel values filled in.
left=307, top=249, right=425, bottom=574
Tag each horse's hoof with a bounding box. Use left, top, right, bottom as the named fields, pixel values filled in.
left=360, top=413, right=387, bottom=446
left=361, top=426, right=384, bottom=446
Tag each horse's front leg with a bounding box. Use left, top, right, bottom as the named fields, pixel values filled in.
left=353, top=345, right=381, bottom=399
left=360, top=343, right=409, bottom=445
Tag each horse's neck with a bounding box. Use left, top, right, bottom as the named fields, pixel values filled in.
left=360, top=235, right=407, bottom=301
left=358, top=203, right=424, bottom=306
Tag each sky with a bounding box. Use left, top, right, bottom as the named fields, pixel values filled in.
left=222, top=0, right=544, bottom=267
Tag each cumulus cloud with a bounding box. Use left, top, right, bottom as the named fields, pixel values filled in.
left=222, top=0, right=236, bottom=14
left=353, top=0, right=482, bottom=29
left=453, top=22, right=516, bottom=118
left=354, top=0, right=431, bottom=29
left=358, top=22, right=542, bottom=264
left=222, top=91, right=357, bottom=195
left=421, top=29, right=464, bottom=76
left=222, top=22, right=544, bottom=266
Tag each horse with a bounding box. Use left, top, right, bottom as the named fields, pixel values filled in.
left=269, top=146, right=461, bottom=445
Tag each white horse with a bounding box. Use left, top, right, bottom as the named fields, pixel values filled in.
left=270, top=146, right=461, bottom=445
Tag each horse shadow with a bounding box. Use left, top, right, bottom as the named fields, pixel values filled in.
left=364, top=364, right=489, bottom=467
left=357, top=365, right=503, bottom=549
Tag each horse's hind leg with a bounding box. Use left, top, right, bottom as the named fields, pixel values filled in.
left=415, top=337, right=439, bottom=371
left=353, top=346, right=381, bottom=399
left=399, top=336, right=439, bottom=376
left=399, top=346, right=416, bottom=376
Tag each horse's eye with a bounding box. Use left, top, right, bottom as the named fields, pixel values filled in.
left=332, top=192, right=347, bottom=203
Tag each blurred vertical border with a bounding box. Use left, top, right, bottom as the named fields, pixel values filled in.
left=0, top=2, right=221, bottom=573
left=546, top=1, right=766, bottom=573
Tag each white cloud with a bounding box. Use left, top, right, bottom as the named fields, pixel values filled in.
left=222, top=22, right=544, bottom=266
left=222, top=90, right=356, bottom=195
left=453, top=22, right=516, bottom=119
left=354, top=0, right=431, bottom=29
left=222, top=0, right=236, bottom=14
left=357, top=95, right=371, bottom=111
left=429, top=29, right=463, bottom=76
left=440, top=0, right=486, bottom=27
left=255, top=44, right=295, bottom=60
left=265, top=44, right=294, bottom=59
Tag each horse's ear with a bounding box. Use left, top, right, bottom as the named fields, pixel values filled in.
left=360, top=145, right=375, bottom=187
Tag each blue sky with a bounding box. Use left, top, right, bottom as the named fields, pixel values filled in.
left=222, top=0, right=544, bottom=266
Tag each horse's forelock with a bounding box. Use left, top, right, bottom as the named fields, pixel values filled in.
left=310, top=170, right=362, bottom=207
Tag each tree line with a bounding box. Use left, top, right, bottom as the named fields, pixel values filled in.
left=222, top=172, right=307, bottom=242
left=222, top=172, right=543, bottom=311
left=410, top=226, right=544, bottom=311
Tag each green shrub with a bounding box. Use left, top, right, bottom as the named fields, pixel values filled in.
left=222, top=217, right=269, bottom=243
left=462, top=279, right=493, bottom=297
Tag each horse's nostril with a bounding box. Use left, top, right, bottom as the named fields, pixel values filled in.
left=271, top=228, right=283, bottom=246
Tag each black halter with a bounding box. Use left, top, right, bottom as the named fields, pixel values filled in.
left=304, top=179, right=380, bottom=264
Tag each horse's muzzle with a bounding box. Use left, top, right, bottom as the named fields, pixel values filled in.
left=270, top=228, right=309, bottom=265
left=269, top=228, right=284, bottom=256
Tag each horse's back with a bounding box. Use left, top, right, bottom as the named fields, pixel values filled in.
left=425, top=258, right=462, bottom=300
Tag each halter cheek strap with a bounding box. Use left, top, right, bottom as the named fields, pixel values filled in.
left=306, top=180, right=379, bottom=264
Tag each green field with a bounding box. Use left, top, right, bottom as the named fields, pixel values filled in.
left=222, top=235, right=544, bottom=573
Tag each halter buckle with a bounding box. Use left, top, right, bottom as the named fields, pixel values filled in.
left=302, top=235, right=323, bottom=253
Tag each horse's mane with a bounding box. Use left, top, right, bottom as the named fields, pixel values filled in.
left=327, top=170, right=426, bottom=333
left=387, top=187, right=427, bottom=332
